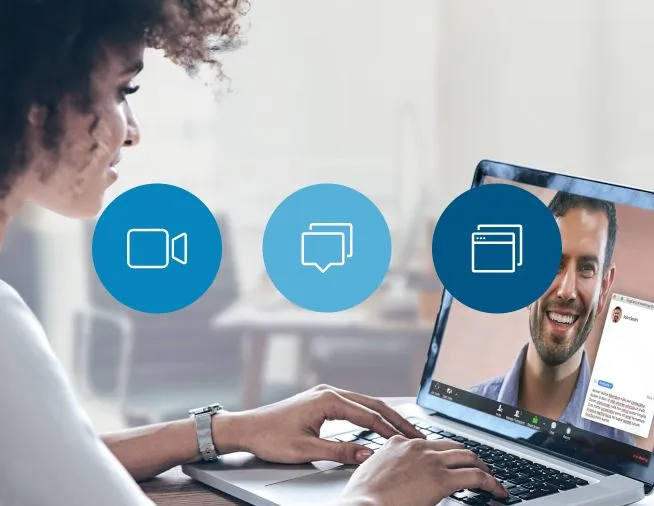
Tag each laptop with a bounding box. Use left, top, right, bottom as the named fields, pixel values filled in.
left=183, top=159, right=654, bottom=505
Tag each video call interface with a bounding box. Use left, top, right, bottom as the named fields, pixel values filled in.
left=431, top=177, right=654, bottom=465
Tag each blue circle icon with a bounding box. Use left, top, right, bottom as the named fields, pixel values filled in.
left=432, top=183, right=562, bottom=314
left=263, top=184, right=391, bottom=312
left=93, top=184, right=222, bottom=313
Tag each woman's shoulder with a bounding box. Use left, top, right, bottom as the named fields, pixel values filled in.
left=0, top=279, right=51, bottom=356
left=0, top=278, right=23, bottom=301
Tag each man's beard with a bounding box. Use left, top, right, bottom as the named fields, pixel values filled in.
left=529, top=299, right=597, bottom=366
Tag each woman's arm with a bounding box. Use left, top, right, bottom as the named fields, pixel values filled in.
left=102, top=412, right=245, bottom=481
left=102, top=385, right=425, bottom=481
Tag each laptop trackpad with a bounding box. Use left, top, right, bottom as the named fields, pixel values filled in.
left=265, top=465, right=355, bottom=504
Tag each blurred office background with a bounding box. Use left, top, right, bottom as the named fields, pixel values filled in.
left=3, top=0, right=654, bottom=431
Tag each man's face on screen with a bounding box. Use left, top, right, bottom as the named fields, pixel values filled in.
left=529, top=208, right=610, bottom=366
left=613, top=307, right=622, bottom=322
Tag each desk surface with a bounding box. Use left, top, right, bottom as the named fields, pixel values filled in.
left=142, top=466, right=246, bottom=505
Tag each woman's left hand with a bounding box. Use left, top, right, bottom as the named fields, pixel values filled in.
left=222, top=384, right=424, bottom=465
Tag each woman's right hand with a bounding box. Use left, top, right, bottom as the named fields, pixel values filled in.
left=340, top=435, right=508, bottom=506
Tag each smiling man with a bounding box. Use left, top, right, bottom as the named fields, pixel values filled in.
left=471, top=191, right=633, bottom=445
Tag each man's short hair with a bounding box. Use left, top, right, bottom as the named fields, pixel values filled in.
left=548, top=192, right=617, bottom=272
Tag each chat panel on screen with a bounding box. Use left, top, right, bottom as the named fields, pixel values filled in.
left=582, top=294, right=654, bottom=438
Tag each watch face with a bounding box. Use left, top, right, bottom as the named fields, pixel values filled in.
left=189, top=403, right=222, bottom=416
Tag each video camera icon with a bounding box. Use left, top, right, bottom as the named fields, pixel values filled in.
left=127, top=228, right=188, bottom=269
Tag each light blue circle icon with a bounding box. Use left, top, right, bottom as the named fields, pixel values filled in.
left=93, top=183, right=222, bottom=313
left=432, top=183, right=562, bottom=314
left=263, top=184, right=391, bottom=312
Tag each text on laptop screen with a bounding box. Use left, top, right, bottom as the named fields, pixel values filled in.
left=430, top=176, right=654, bottom=465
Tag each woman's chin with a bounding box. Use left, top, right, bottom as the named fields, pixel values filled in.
left=55, top=195, right=106, bottom=220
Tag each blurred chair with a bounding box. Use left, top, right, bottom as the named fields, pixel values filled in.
left=74, top=213, right=247, bottom=426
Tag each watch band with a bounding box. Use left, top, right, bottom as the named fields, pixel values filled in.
left=189, top=403, right=223, bottom=461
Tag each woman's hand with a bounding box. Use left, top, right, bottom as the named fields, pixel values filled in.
left=218, top=384, right=424, bottom=465
left=340, top=436, right=508, bottom=506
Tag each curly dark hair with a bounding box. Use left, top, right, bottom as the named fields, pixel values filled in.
left=0, top=0, right=247, bottom=199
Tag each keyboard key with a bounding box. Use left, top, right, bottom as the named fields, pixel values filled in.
left=572, top=477, right=589, bottom=486
left=508, top=486, right=529, bottom=496
left=509, top=476, right=531, bottom=485
left=451, top=436, right=468, bottom=443
left=335, top=433, right=358, bottom=443
left=364, top=442, right=382, bottom=450
left=517, top=490, right=551, bottom=501
left=451, top=490, right=469, bottom=500
left=371, top=437, right=386, bottom=444
left=469, top=489, right=494, bottom=497
left=462, top=497, right=487, bottom=505
left=465, top=440, right=481, bottom=448
left=414, top=421, right=430, bottom=429
left=439, top=431, right=456, bottom=438
left=427, top=433, right=444, bottom=440
left=536, top=484, right=559, bottom=495
left=489, top=496, right=522, bottom=505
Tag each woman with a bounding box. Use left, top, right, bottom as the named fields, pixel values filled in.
left=0, top=1, right=507, bottom=505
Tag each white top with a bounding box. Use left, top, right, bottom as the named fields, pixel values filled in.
left=0, top=280, right=154, bottom=506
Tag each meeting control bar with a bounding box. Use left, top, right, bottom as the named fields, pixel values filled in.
left=429, top=380, right=652, bottom=466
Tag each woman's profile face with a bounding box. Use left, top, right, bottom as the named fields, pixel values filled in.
left=24, top=42, right=145, bottom=218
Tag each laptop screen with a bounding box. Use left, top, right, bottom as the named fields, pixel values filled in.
left=418, top=160, right=654, bottom=490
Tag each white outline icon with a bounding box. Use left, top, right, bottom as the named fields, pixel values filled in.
left=309, top=222, right=353, bottom=258
left=171, top=233, right=188, bottom=265
left=477, top=224, right=523, bottom=266
left=471, top=224, right=524, bottom=274
left=301, top=222, right=354, bottom=273
left=127, top=228, right=188, bottom=269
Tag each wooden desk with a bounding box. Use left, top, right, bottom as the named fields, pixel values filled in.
left=142, top=466, right=245, bottom=505
left=211, top=288, right=437, bottom=409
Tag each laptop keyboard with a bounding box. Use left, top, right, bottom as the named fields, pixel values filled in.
left=332, top=419, right=590, bottom=504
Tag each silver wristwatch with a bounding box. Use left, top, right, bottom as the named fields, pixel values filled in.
left=189, top=402, right=223, bottom=461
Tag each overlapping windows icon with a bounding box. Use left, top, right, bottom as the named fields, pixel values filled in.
left=471, top=224, right=523, bottom=274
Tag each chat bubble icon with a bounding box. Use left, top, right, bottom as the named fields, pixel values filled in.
left=309, top=223, right=353, bottom=258
left=301, top=232, right=345, bottom=273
